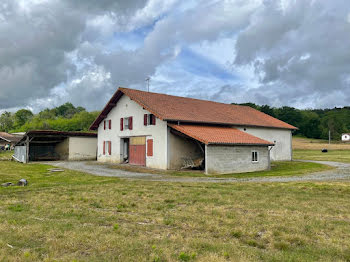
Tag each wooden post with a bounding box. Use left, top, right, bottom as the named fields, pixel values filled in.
left=25, top=136, right=29, bottom=163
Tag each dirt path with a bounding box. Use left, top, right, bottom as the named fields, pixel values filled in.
left=45, top=160, right=350, bottom=183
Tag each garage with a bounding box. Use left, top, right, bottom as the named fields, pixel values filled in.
left=14, top=130, right=97, bottom=163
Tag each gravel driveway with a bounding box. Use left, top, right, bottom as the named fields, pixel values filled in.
left=45, top=160, right=350, bottom=183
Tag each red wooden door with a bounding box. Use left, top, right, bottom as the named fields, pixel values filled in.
left=129, top=144, right=146, bottom=166
left=129, top=137, right=146, bottom=166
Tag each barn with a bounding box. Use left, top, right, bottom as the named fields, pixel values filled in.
left=90, top=87, right=297, bottom=174
left=14, top=130, right=97, bottom=163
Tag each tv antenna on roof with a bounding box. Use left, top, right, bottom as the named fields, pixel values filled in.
left=145, top=77, right=150, bottom=92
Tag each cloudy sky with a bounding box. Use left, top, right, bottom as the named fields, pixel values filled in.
left=0, top=0, right=350, bottom=113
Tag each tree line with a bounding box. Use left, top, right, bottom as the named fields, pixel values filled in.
left=1, top=101, right=349, bottom=141
left=0, top=103, right=99, bottom=133
left=235, top=103, right=350, bottom=141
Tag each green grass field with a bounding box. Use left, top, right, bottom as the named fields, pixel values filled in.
left=103, top=161, right=333, bottom=178
left=293, top=137, right=350, bottom=163
left=0, top=150, right=13, bottom=160
left=294, top=149, right=350, bottom=163
left=1, top=161, right=350, bottom=261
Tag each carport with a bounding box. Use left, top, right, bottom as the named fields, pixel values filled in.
left=14, top=130, right=97, bottom=163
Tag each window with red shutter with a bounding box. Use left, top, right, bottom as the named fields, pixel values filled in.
left=109, top=120, right=112, bottom=130
left=103, top=141, right=106, bottom=155
left=147, top=139, right=153, bottom=157
left=144, top=114, right=148, bottom=126
left=104, top=120, right=106, bottom=130
left=151, top=114, right=156, bottom=125
left=108, top=141, right=112, bottom=155
left=120, top=118, right=123, bottom=131
left=129, top=116, right=133, bottom=130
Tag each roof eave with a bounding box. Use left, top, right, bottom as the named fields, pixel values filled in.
left=165, top=119, right=297, bottom=130
left=0, top=136, right=12, bottom=142
left=207, top=142, right=274, bottom=146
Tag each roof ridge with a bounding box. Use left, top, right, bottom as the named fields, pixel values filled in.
left=119, top=87, right=250, bottom=108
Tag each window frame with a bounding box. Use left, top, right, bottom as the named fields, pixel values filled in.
left=144, top=114, right=156, bottom=126
left=123, top=117, right=129, bottom=130
left=104, top=141, right=112, bottom=156
left=251, top=150, right=259, bottom=163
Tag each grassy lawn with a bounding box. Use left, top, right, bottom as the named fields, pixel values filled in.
left=293, top=137, right=350, bottom=163
left=1, top=161, right=350, bottom=261
left=293, top=137, right=350, bottom=150
left=0, top=150, right=13, bottom=160
left=101, top=161, right=333, bottom=178
left=294, top=149, right=350, bottom=163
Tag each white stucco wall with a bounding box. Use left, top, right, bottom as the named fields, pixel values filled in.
left=55, top=138, right=69, bottom=160
left=236, top=126, right=292, bottom=161
left=205, top=145, right=270, bottom=174
left=97, top=95, right=168, bottom=169
left=68, top=137, right=97, bottom=161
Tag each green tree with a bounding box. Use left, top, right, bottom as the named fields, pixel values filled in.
left=299, top=111, right=321, bottom=139
left=260, top=105, right=276, bottom=117
left=14, top=109, right=33, bottom=129
left=0, top=112, right=14, bottom=132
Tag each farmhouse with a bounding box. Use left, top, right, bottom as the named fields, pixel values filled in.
left=0, top=132, right=23, bottom=149
left=90, top=88, right=297, bottom=174
left=14, top=130, right=97, bottom=163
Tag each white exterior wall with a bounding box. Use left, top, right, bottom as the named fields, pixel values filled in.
left=68, top=137, right=97, bottom=161
left=236, top=126, right=292, bottom=161
left=205, top=145, right=270, bottom=174
left=97, top=95, right=168, bottom=169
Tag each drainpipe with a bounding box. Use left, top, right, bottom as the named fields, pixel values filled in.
left=268, top=145, right=274, bottom=170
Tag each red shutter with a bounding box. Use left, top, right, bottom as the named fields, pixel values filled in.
left=108, top=141, right=112, bottom=155
left=129, top=117, right=133, bottom=130
left=104, top=120, right=106, bottom=130
left=147, top=139, right=153, bottom=157
left=151, top=115, right=156, bottom=125
left=120, top=118, right=123, bottom=131
left=109, top=120, right=112, bottom=130
left=144, top=114, right=148, bottom=126
left=103, top=141, right=105, bottom=155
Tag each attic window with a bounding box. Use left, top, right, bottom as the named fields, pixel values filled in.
left=124, top=117, right=129, bottom=129
left=144, top=114, right=156, bottom=126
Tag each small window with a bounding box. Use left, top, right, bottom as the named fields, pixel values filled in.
left=104, top=141, right=111, bottom=155
left=109, top=120, right=112, bottom=130
left=252, top=151, right=258, bottom=162
left=144, top=114, right=156, bottom=126
left=124, top=117, right=129, bottom=130
left=149, top=114, right=156, bottom=125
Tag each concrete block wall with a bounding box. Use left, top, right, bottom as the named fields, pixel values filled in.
left=205, top=145, right=270, bottom=174
left=236, top=126, right=292, bottom=161
left=68, top=137, right=97, bottom=161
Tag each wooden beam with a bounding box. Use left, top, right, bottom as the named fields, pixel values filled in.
left=30, top=140, right=64, bottom=144
left=25, top=136, right=29, bottom=163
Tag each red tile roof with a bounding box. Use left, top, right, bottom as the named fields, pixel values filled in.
left=169, top=124, right=274, bottom=145
left=90, top=87, right=297, bottom=130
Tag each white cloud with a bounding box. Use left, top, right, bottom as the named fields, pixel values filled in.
left=0, top=0, right=350, bottom=112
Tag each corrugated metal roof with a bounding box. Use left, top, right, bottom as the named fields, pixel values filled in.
left=0, top=132, right=23, bottom=143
